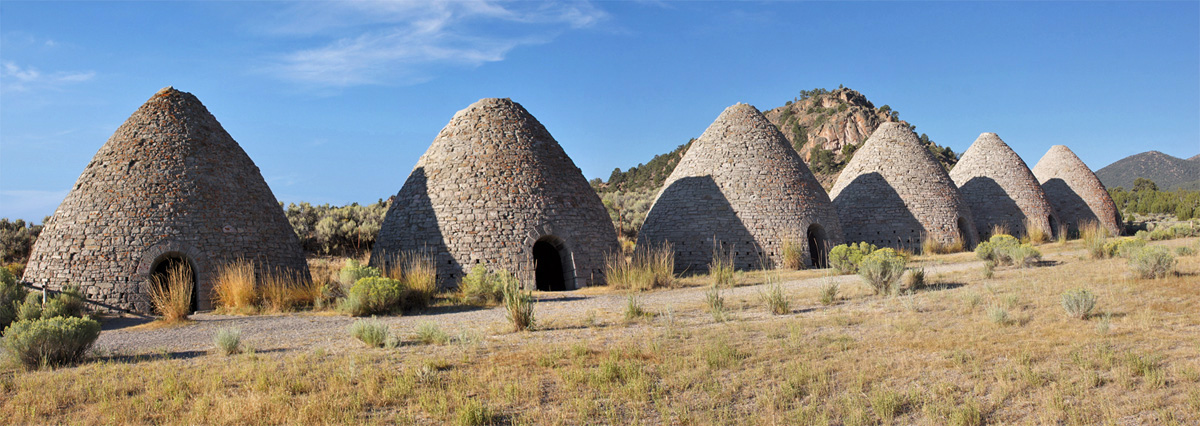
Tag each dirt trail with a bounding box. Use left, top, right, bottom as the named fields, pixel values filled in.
left=93, top=248, right=1084, bottom=357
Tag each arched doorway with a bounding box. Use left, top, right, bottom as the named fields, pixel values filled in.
left=149, top=254, right=197, bottom=313
left=956, top=217, right=972, bottom=248
left=533, top=236, right=571, bottom=291
left=1047, top=215, right=1059, bottom=239
left=807, top=224, right=829, bottom=268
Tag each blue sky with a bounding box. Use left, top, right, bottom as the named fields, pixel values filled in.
left=2, top=1, right=1197, bottom=222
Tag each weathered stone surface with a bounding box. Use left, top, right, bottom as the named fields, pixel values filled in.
left=372, top=98, right=618, bottom=290
left=1031, top=145, right=1122, bottom=235
left=638, top=104, right=844, bottom=272
left=23, top=87, right=310, bottom=314
left=950, top=133, right=1058, bottom=237
left=830, top=122, right=978, bottom=251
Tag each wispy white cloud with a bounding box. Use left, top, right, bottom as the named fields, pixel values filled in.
left=261, top=1, right=607, bottom=88
left=1, top=62, right=95, bottom=93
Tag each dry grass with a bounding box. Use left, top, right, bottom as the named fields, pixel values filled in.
left=922, top=236, right=964, bottom=255
left=260, top=268, right=303, bottom=313
left=781, top=240, right=805, bottom=270
left=1025, top=217, right=1050, bottom=245
left=380, top=252, right=438, bottom=308
left=213, top=259, right=257, bottom=314
left=143, top=262, right=193, bottom=322
left=605, top=243, right=675, bottom=291
left=5, top=238, right=1199, bottom=425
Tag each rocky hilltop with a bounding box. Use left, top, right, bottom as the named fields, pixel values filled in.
left=761, top=87, right=897, bottom=161
left=1096, top=150, right=1200, bottom=191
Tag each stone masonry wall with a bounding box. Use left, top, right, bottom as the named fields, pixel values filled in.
left=639, top=104, right=844, bottom=273
left=1031, top=145, right=1123, bottom=236
left=830, top=122, right=979, bottom=251
left=23, top=87, right=310, bottom=314
left=950, top=133, right=1058, bottom=238
left=372, top=98, right=619, bottom=290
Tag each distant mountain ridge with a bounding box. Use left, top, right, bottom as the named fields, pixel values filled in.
left=1096, top=151, right=1200, bottom=191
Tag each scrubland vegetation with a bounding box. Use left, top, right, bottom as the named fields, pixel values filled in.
left=2, top=234, right=1197, bottom=424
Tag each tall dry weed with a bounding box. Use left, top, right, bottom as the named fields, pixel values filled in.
left=605, top=243, right=674, bottom=291
left=213, top=259, right=256, bottom=314
left=145, top=262, right=193, bottom=322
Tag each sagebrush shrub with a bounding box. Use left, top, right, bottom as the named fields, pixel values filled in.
left=1168, top=224, right=1194, bottom=238
left=1127, top=246, right=1176, bottom=279
left=340, top=277, right=407, bottom=316
left=338, top=260, right=380, bottom=286
left=502, top=277, right=535, bottom=332
left=1176, top=246, right=1195, bottom=256
left=858, top=248, right=907, bottom=295
left=348, top=318, right=388, bottom=348
left=213, top=328, right=242, bottom=355
left=0, top=267, right=27, bottom=332
left=458, top=266, right=513, bottom=305
left=1061, top=288, right=1096, bottom=320
left=415, top=321, right=450, bottom=345
left=2, top=316, right=101, bottom=368
left=829, top=242, right=877, bottom=274
left=975, top=234, right=1039, bottom=267
left=1104, top=237, right=1146, bottom=259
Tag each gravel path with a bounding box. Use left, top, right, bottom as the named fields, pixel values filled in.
left=93, top=250, right=1079, bottom=357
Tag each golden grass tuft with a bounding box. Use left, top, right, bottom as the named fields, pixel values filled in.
left=379, top=251, right=438, bottom=309
left=144, top=262, right=193, bottom=322
left=605, top=243, right=675, bottom=291
left=260, top=268, right=302, bottom=313
left=213, top=259, right=257, bottom=314
left=989, top=224, right=1010, bottom=240
left=1025, top=218, right=1050, bottom=245
left=781, top=240, right=805, bottom=270
left=922, top=236, right=965, bottom=255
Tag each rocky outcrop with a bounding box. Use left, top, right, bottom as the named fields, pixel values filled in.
left=639, top=104, right=843, bottom=273
left=762, top=87, right=898, bottom=161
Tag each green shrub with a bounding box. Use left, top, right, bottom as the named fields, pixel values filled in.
left=348, top=318, right=388, bottom=348
left=1176, top=246, right=1195, bottom=256
left=1168, top=224, right=1195, bottom=238
left=0, top=268, right=28, bottom=333
left=457, top=266, right=512, bottom=305
left=213, top=328, right=242, bottom=355
left=340, top=277, right=406, bottom=316
left=502, top=277, right=535, bottom=332
left=1148, top=228, right=1173, bottom=241
left=16, top=292, right=42, bottom=321
left=829, top=242, right=877, bottom=274
left=858, top=248, right=907, bottom=295
left=2, top=316, right=101, bottom=368
left=1061, top=288, right=1097, bottom=320
left=415, top=321, right=450, bottom=345
left=1104, top=237, right=1147, bottom=259
left=976, top=234, right=1040, bottom=266
left=1128, top=246, right=1176, bottom=279
left=338, top=260, right=380, bottom=286
left=1134, top=230, right=1150, bottom=241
